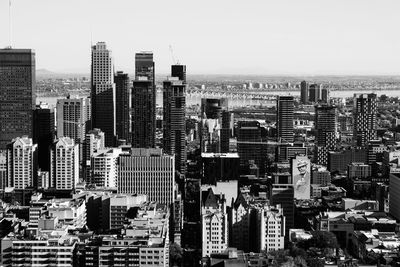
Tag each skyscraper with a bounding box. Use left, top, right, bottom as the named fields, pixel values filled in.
left=114, top=71, right=130, bottom=143
left=0, top=49, right=36, bottom=149
left=200, top=98, right=231, bottom=153
left=56, top=96, right=91, bottom=145
left=237, top=121, right=268, bottom=176
left=315, top=104, right=337, bottom=165
left=300, top=81, right=309, bottom=104
left=50, top=137, right=79, bottom=190
left=6, top=137, right=38, bottom=189
left=353, top=93, right=377, bottom=147
left=33, top=103, right=55, bottom=171
left=132, top=52, right=155, bottom=148
left=309, top=84, right=322, bottom=103
left=276, top=95, right=294, bottom=143
left=91, top=42, right=116, bottom=147
left=163, top=65, right=187, bottom=174
left=132, top=78, right=155, bottom=148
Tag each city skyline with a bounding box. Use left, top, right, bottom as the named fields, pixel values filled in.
left=0, top=0, right=399, bottom=75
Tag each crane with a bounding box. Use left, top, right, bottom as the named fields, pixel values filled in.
left=169, top=45, right=180, bottom=65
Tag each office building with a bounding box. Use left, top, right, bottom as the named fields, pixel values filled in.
left=91, top=42, right=116, bottom=146
left=118, top=148, right=175, bottom=204
left=309, top=84, right=322, bottom=103
left=114, top=71, right=131, bottom=143
left=50, top=137, right=79, bottom=190
left=237, top=121, right=268, bottom=176
left=275, top=143, right=307, bottom=162
left=315, top=104, right=337, bottom=165
left=200, top=98, right=231, bottom=153
left=56, top=96, right=91, bottom=144
left=33, top=103, right=55, bottom=171
left=0, top=48, right=36, bottom=149
left=254, top=203, right=285, bottom=252
left=171, top=64, right=186, bottom=82
left=0, top=151, right=6, bottom=190
left=276, top=96, right=294, bottom=143
left=328, top=148, right=367, bottom=174
left=389, top=173, right=400, bottom=221
left=132, top=77, right=155, bottom=148
left=300, top=80, right=309, bottom=104
left=6, top=137, right=38, bottom=189
left=270, top=184, right=294, bottom=244
left=311, top=166, right=331, bottom=186
left=91, top=148, right=122, bottom=188
left=83, top=128, right=105, bottom=181
left=347, top=163, right=371, bottom=180
left=201, top=188, right=228, bottom=257
left=81, top=203, right=170, bottom=267
left=85, top=193, right=147, bottom=231
left=321, top=88, right=330, bottom=103
left=201, top=153, right=240, bottom=184
left=163, top=73, right=186, bottom=174
left=353, top=93, right=377, bottom=147
left=131, top=52, right=155, bottom=148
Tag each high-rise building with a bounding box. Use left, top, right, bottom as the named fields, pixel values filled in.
left=353, top=93, right=377, bottom=147
left=0, top=48, right=36, bottom=149
left=200, top=98, right=231, bottom=153
left=0, top=151, right=6, bottom=190
left=91, top=42, right=116, bottom=147
left=83, top=128, right=105, bottom=181
left=50, top=137, right=79, bottom=190
left=389, top=173, right=400, bottom=221
left=201, top=188, right=228, bottom=257
left=315, top=104, right=337, bottom=165
left=118, top=148, right=175, bottom=204
left=300, top=81, right=309, bottom=104
left=163, top=70, right=186, bottom=174
left=201, top=153, right=240, bottom=185
left=33, top=103, right=55, bottom=171
left=6, top=137, right=38, bottom=189
left=131, top=77, right=155, bottom=148
left=270, top=184, right=294, bottom=245
left=91, top=148, right=122, bottom=187
left=114, top=71, right=131, bottom=143
left=276, top=96, right=294, bottom=143
left=321, top=88, right=330, bottom=103
left=309, top=84, right=322, bottom=103
left=56, top=96, right=91, bottom=144
left=237, top=121, right=268, bottom=176
left=171, top=64, right=186, bottom=82
left=131, top=52, right=156, bottom=148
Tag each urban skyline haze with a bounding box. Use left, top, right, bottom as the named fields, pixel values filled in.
left=0, top=0, right=399, bottom=75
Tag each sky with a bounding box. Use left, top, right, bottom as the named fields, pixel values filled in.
left=0, top=0, right=399, bottom=75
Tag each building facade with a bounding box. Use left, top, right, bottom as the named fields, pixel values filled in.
left=353, top=93, right=377, bottom=147
left=163, top=73, right=186, bottom=174
left=276, top=96, right=294, bottom=143
left=91, top=42, right=116, bottom=147
left=118, top=148, right=175, bottom=204
left=0, top=48, right=36, bottom=149
left=50, top=137, right=79, bottom=190
left=114, top=71, right=131, bottom=143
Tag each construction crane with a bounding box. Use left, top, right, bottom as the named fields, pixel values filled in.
left=169, top=45, right=180, bottom=65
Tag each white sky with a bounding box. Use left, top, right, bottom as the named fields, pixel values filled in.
left=0, top=0, right=399, bottom=75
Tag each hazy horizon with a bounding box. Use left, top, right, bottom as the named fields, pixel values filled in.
left=1, top=0, right=399, bottom=76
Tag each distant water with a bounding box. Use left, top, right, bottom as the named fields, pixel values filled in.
left=37, top=89, right=400, bottom=108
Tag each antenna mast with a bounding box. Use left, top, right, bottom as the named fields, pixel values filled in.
left=8, top=0, right=12, bottom=48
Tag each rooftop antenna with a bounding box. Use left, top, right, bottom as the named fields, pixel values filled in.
left=8, top=0, right=12, bottom=48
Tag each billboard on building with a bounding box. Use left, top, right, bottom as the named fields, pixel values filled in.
left=292, top=156, right=311, bottom=199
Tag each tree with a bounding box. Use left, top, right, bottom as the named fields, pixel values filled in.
left=298, top=231, right=339, bottom=250
left=169, top=242, right=182, bottom=267
left=307, top=258, right=325, bottom=267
